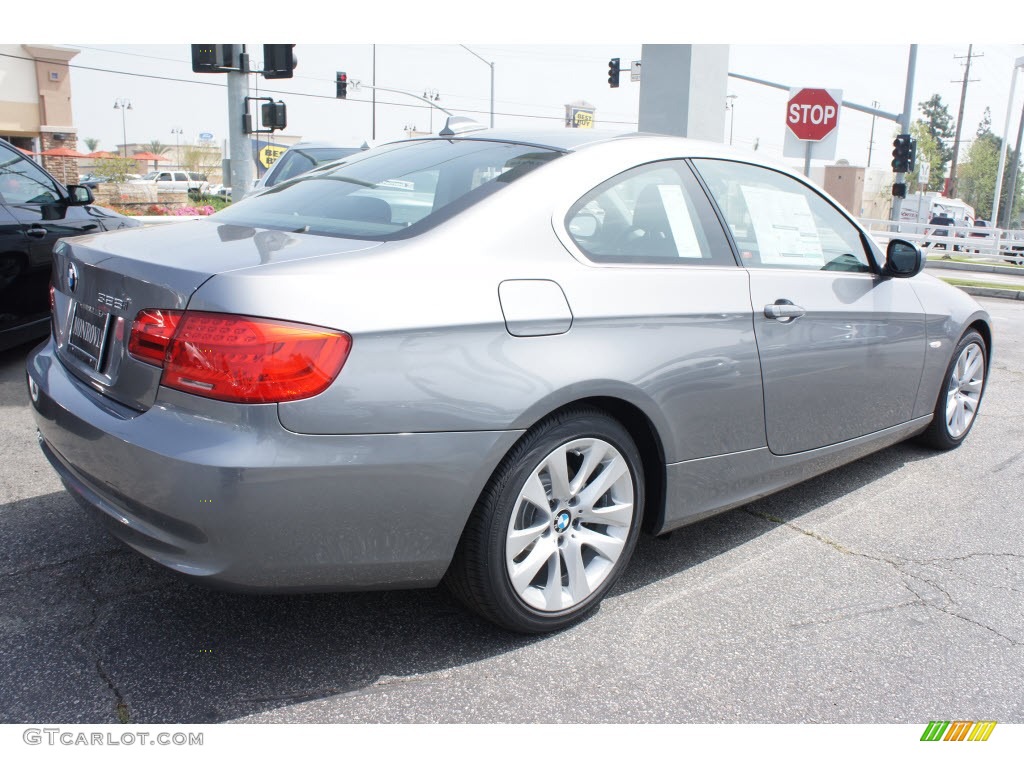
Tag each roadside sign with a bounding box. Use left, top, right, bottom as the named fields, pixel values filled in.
left=918, top=160, right=931, bottom=184
left=565, top=103, right=595, bottom=129
left=252, top=141, right=287, bottom=169
left=198, top=132, right=214, bottom=141
left=786, top=89, right=840, bottom=142
left=782, top=87, right=842, bottom=164
left=630, top=60, right=641, bottom=82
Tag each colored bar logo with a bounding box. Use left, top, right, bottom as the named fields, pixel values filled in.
left=921, top=721, right=997, bottom=741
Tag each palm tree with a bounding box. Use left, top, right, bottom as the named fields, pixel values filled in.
left=83, top=137, right=100, bottom=152
left=146, top=139, right=171, bottom=156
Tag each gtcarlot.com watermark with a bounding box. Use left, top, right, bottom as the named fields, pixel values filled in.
left=23, top=728, right=203, bottom=747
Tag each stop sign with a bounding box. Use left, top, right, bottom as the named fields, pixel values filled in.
left=786, top=88, right=840, bottom=142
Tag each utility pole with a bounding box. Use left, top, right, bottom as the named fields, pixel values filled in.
left=948, top=45, right=982, bottom=199
left=867, top=100, right=879, bottom=166
left=227, top=48, right=253, bottom=203
left=891, top=45, right=918, bottom=224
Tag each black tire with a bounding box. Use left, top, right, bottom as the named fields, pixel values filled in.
left=446, top=407, right=645, bottom=634
left=916, top=330, right=987, bottom=450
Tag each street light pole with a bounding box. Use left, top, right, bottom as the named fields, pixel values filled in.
left=993, top=56, right=1024, bottom=228
left=171, top=127, right=183, bottom=171
left=459, top=44, right=495, bottom=128
left=113, top=98, right=132, bottom=158
left=867, top=100, right=879, bottom=167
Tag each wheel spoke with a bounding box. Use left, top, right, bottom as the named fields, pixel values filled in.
left=507, top=521, right=549, bottom=561
left=576, top=526, right=625, bottom=563
left=964, top=352, right=983, bottom=381
left=578, top=501, right=634, bottom=528
left=544, top=450, right=572, bottom=501
left=569, top=442, right=607, bottom=496
left=520, top=472, right=551, bottom=512
left=542, top=550, right=564, bottom=610
left=509, top=537, right=555, bottom=595
left=562, top=538, right=591, bottom=603
left=579, top=455, right=628, bottom=508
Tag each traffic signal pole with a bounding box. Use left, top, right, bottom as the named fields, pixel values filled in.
left=890, top=45, right=917, bottom=225
left=227, top=53, right=254, bottom=203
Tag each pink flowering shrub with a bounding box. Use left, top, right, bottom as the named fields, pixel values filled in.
left=171, top=205, right=216, bottom=216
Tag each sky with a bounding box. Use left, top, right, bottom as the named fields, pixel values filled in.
left=9, top=1, right=1024, bottom=173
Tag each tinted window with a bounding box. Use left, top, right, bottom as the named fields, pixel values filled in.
left=0, top=145, right=60, bottom=205
left=694, top=160, right=872, bottom=273
left=566, top=160, right=734, bottom=266
left=215, top=139, right=563, bottom=240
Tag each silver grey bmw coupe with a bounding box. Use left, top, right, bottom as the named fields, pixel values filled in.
left=27, top=122, right=991, bottom=633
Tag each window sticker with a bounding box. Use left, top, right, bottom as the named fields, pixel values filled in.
left=657, top=184, right=703, bottom=259
left=740, top=185, right=824, bottom=267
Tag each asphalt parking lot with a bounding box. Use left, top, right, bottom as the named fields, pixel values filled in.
left=1, top=297, right=1022, bottom=725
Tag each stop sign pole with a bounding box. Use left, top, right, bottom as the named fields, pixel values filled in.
left=783, top=87, right=843, bottom=176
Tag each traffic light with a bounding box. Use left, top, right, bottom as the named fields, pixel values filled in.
left=263, top=44, right=297, bottom=79
left=191, top=44, right=238, bottom=73
left=607, top=58, right=620, bottom=88
left=891, top=134, right=917, bottom=173
left=336, top=71, right=348, bottom=99
left=892, top=182, right=907, bottom=198
left=261, top=101, right=287, bottom=131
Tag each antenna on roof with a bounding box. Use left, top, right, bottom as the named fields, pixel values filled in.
left=439, top=116, right=487, bottom=137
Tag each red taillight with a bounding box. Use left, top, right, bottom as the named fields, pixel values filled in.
left=49, top=283, right=55, bottom=314
left=128, top=309, right=184, bottom=366
left=129, top=310, right=351, bottom=404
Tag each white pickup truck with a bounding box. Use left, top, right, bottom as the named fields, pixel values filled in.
left=131, top=171, right=210, bottom=195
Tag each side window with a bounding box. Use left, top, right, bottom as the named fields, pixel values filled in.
left=565, top=160, right=734, bottom=266
left=0, top=146, right=61, bottom=206
left=173, top=173, right=188, bottom=182
left=693, top=159, right=872, bottom=273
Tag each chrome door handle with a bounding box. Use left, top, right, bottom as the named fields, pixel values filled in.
left=764, top=301, right=806, bottom=321
left=26, top=226, right=47, bottom=239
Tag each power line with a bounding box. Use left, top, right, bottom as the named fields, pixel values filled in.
left=0, top=51, right=638, bottom=126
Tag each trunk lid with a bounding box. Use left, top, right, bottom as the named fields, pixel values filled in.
left=52, top=219, right=382, bottom=411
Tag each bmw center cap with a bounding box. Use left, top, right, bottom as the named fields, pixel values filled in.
left=554, top=511, right=571, bottom=533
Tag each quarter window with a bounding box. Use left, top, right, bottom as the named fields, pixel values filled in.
left=693, top=159, right=873, bottom=273
left=565, top=161, right=733, bottom=266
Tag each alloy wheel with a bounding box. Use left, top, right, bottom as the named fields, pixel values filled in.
left=504, top=437, right=634, bottom=612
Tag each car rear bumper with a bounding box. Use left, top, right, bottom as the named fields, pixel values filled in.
left=27, top=338, right=522, bottom=591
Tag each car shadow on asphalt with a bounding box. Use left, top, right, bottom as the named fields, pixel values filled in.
left=0, top=439, right=940, bottom=725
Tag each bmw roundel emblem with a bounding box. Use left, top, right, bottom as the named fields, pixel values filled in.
left=67, top=262, right=78, bottom=293
left=554, top=511, right=571, bottom=534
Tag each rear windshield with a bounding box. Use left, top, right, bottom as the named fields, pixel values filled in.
left=266, top=146, right=362, bottom=186
left=213, top=139, right=564, bottom=240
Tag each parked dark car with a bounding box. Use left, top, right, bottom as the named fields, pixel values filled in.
left=922, top=213, right=957, bottom=250
left=0, top=139, right=140, bottom=352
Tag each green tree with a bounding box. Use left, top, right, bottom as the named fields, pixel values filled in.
left=94, top=156, right=138, bottom=183
left=955, top=131, right=1023, bottom=224
left=977, top=107, right=992, bottom=138
left=918, top=93, right=955, bottom=168
left=83, top=137, right=100, bottom=153
left=909, top=121, right=944, bottom=192
left=145, top=139, right=171, bottom=156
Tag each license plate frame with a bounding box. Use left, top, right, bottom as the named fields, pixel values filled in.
left=67, top=301, right=112, bottom=371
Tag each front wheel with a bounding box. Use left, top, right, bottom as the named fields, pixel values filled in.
left=917, top=330, right=987, bottom=450
left=446, top=408, right=644, bottom=633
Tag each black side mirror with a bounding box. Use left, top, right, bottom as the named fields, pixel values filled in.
left=883, top=238, right=924, bottom=278
left=66, top=185, right=94, bottom=206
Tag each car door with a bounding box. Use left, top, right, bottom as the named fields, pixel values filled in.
left=692, top=159, right=927, bottom=456
left=560, top=159, right=766, bottom=462
left=0, top=143, right=103, bottom=271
